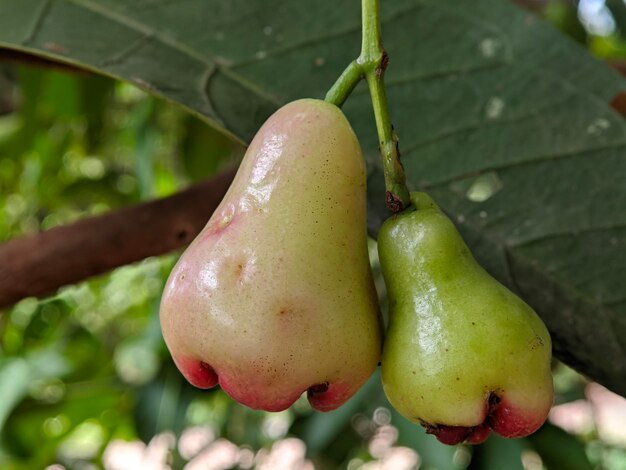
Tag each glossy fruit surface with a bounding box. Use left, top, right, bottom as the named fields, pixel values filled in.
left=378, top=192, right=553, bottom=444
left=160, top=99, right=381, bottom=412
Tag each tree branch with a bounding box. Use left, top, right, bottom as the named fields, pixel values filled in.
left=0, top=168, right=236, bottom=309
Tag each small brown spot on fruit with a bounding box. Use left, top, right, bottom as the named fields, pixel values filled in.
left=529, top=334, right=544, bottom=350
left=235, top=263, right=244, bottom=277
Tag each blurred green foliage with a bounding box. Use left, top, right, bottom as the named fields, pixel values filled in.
left=544, top=0, right=626, bottom=59
left=0, top=2, right=626, bottom=469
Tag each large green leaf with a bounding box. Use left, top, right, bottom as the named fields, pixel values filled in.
left=0, top=0, right=625, bottom=395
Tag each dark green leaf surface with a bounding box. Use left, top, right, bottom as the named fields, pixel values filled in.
left=392, top=409, right=460, bottom=470
left=527, top=423, right=593, bottom=470
left=469, top=434, right=525, bottom=470
left=133, top=363, right=195, bottom=443
left=0, top=0, right=624, bottom=395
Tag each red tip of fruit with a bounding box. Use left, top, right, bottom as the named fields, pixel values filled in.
left=425, top=424, right=472, bottom=445
left=422, top=392, right=549, bottom=445
left=218, top=373, right=302, bottom=412
left=173, top=356, right=219, bottom=389
left=488, top=395, right=548, bottom=438
left=307, top=381, right=353, bottom=412
left=423, top=422, right=490, bottom=445
left=465, top=423, right=491, bottom=444
left=173, top=359, right=357, bottom=413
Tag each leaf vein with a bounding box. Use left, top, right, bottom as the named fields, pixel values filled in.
left=99, top=32, right=154, bottom=68
left=22, top=0, right=52, bottom=46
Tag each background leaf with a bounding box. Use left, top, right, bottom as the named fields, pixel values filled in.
left=1, top=1, right=626, bottom=468
left=1, top=0, right=621, bottom=396
left=469, top=434, right=525, bottom=470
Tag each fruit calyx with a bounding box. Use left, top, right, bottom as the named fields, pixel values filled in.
left=420, top=390, right=550, bottom=445
left=421, top=421, right=491, bottom=446
left=420, top=391, right=501, bottom=445
left=174, top=355, right=356, bottom=412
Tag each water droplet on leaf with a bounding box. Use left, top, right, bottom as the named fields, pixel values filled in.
left=466, top=172, right=503, bottom=202
left=485, top=97, right=505, bottom=120
left=479, top=38, right=501, bottom=58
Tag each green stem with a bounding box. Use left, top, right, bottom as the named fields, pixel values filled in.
left=325, top=61, right=363, bottom=107
left=323, top=0, right=410, bottom=212
left=358, top=0, right=410, bottom=213
left=359, top=0, right=382, bottom=67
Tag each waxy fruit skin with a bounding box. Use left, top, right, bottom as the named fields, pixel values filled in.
left=160, top=99, right=382, bottom=412
left=378, top=192, right=553, bottom=444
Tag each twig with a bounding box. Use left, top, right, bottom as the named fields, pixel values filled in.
left=0, top=168, right=236, bottom=308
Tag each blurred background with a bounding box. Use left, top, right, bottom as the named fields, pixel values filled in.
left=1, top=1, right=626, bottom=469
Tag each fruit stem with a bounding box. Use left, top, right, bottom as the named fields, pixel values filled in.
left=324, top=0, right=411, bottom=212
left=359, top=0, right=410, bottom=213
left=325, top=61, right=363, bottom=108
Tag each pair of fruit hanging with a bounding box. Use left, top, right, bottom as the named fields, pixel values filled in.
left=159, top=0, right=553, bottom=446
